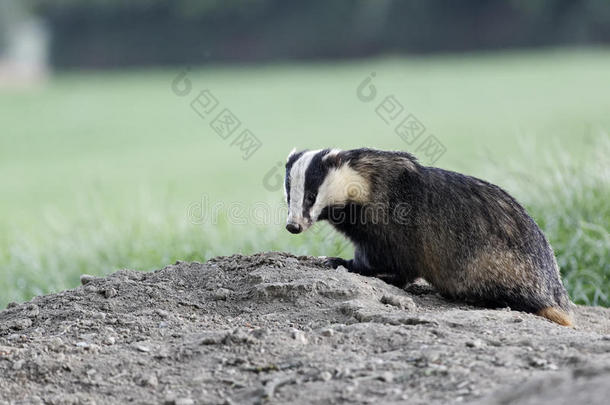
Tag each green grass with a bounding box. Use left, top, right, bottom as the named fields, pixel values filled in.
left=0, top=48, right=608, bottom=308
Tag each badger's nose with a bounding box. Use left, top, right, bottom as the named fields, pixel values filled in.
left=286, top=223, right=303, bottom=234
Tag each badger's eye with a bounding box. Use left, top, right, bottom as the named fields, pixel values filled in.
left=304, top=191, right=316, bottom=206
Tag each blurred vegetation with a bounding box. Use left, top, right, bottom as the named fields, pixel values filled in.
left=19, top=0, right=610, bottom=68
left=0, top=49, right=608, bottom=308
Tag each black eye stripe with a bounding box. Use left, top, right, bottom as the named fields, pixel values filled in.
left=302, top=150, right=332, bottom=216
left=305, top=191, right=316, bottom=204
left=285, top=150, right=307, bottom=206
left=285, top=170, right=292, bottom=204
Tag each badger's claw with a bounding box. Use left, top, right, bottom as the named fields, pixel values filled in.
left=324, top=257, right=349, bottom=269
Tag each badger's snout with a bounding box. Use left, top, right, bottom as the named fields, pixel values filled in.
left=286, top=222, right=303, bottom=234
left=286, top=214, right=311, bottom=234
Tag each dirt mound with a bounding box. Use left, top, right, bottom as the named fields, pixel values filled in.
left=1, top=252, right=609, bottom=404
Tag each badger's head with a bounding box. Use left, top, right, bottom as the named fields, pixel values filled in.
left=284, top=148, right=370, bottom=234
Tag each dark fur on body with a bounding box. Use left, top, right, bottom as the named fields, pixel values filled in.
left=285, top=148, right=572, bottom=325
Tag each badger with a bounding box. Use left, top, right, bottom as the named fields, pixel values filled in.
left=284, top=148, right=573, bottom=326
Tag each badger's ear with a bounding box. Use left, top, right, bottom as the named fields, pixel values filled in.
left=323, top=149, right=343, bottom=167
left=286, top=148, right=298, bottom=162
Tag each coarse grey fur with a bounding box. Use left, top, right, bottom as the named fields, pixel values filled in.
left=284, top=148, right=573, bottom=325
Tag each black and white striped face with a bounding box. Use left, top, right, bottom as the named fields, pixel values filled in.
left=284, top=148, right=370, bottom=234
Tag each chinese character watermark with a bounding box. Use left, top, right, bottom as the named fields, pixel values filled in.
left=356, top=72, right=446, bottom=165
left=171, top=68, right=263, bottom=161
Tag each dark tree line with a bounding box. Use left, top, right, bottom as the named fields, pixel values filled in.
left=26, top=0, right=610, bottom=68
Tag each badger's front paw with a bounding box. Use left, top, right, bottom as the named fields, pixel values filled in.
left=324, top=257, right=349, bottom=269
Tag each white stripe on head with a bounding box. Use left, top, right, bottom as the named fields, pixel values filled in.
left=288, top=149, right=321, bottom=229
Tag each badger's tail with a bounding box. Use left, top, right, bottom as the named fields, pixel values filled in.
left=537, top=307, right=573, bottom=327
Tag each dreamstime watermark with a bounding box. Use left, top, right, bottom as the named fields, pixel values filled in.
left=186, top=194, right=418, bottom=257
left=186, top=196, right=287, bottom=226
left=171, top=68, right=263, bottom=160
left=186, top=197, right=352, bottom=255
left=356, top=72, right=446, bottom=165
left=186, top=195, right=414, bottom=228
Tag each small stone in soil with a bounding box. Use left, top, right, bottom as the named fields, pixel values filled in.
left=80, top=275, right=96, bottom=285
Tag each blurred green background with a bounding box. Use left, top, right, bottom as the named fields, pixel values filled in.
left=0, top=0, right=608, bottom=308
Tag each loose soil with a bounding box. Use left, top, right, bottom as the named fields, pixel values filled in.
left=1, top=252, right=609, bottom=404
